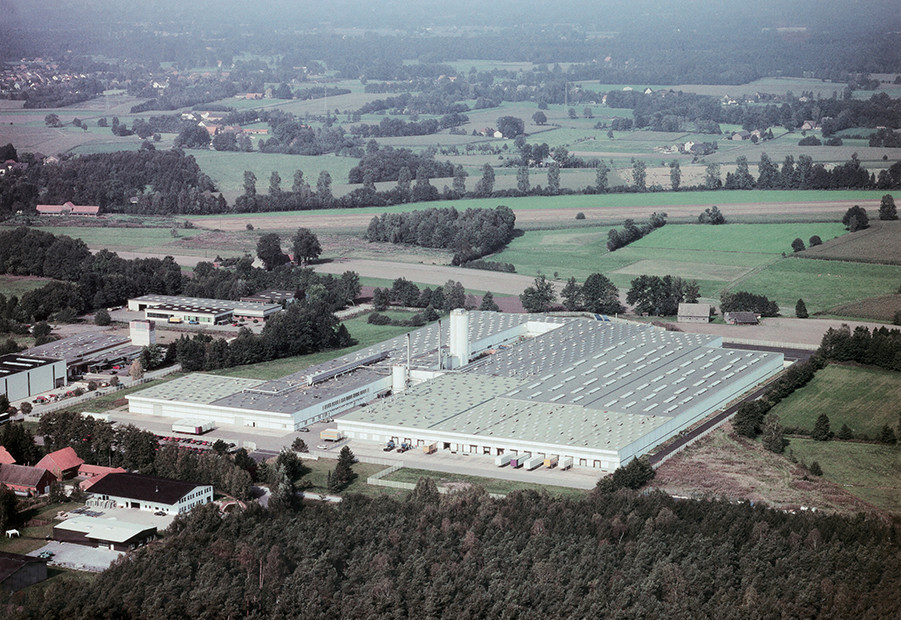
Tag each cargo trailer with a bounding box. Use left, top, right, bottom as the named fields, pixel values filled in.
left=543, top=455, right=559, bottom=468
left=510, top=454, right=530, bottom=468
left=559, top=456, right=573, bottom=471
left=495, top=453, right=512, bottom=467
left=422, top=443, right=437, bottom=454
left=319, top=429, right=344, bottom=442
left=523, top=456, right=544, bottom=470
left=172, top=419, right=215, bottom=435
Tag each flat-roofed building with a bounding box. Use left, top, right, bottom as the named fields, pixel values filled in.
left=0, top=354, right=66, bottom=401
left=22, top=333, right=139, bottom=378
left=128, top=294, right=282, bottom=324
left=53, top=516, right=156, bottom=552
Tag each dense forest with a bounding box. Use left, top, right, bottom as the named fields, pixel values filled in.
left=5, top=484, right=899, bottom=618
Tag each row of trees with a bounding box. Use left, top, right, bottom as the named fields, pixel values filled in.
left=720, top=291, right=780, bottom=317
left=819, top=324, right=901, bottom=371
left=373, top=278, right=468, bottom=313
left=606, top=213, right=667, bottom=251
left=626, top=275, right=700, bottom=316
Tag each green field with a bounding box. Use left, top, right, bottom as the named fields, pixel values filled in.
left=190, top=151, right=362, bottom=199
left=731, top=257, right=901, bottom=315
left=190, top=189, right=889, bottom=224
left=385, top=467, right=587, bottom=497
left=30, top=225, right=207, bottom=253
left=0, top=274, right=58, bottom=298
left=492, top=222, right=848, bottom=298
left=298, top=460, right=404, bottom=498
left=788, top=438, right=901, bottom=513
left=214, top=314, right=420, bottom=380
left=770, top=364, right=901, bottom=438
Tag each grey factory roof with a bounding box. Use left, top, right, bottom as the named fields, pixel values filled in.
left=23, top=333, right=130, bottom=364
left=210, top=368, right=387, bottom=414
left=467, top=319, right=716, bottom=380
left=0, top=354, right=59, bottom=377
left=128, top=373, right=265, bottom=404
left=131, top=294, right=281, bottom=314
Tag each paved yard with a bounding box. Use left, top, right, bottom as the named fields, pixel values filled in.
left=28, top=541, right=123, bottom=572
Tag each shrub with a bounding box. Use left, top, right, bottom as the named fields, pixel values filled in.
left=808, top=461, right=823, bottom=476
left=575, top=212, right=586, bottom=220
left=809, top=235, right=822, bottom=246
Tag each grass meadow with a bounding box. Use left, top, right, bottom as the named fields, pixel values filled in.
left=385, top=467, right=587, bottom=497
left=788, top=438, right=901, bottom=513
left=729, top=257, right=901, bottom=315
left=770, top=364, right=901, bottom=438
left=0, top=274, right=58, bottom=298
left=492, top=222, right=849, bottom=299
left=214, top=314, right=420, bottom=380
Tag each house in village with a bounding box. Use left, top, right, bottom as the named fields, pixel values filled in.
left=36, top=446, right=84, bottom=481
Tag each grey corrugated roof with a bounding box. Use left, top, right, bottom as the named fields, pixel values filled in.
left=131, top=294, right=280, bottom=314
left=23, top=333, right=130, bottom=364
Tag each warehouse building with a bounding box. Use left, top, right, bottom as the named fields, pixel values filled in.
left=128, top=294, right=282, bottom=325
left=23, top=333, right=140, bottom=378
left=126, top=311, right=783, bottom=469
left=0, top=354, right=66, bottom=401
left=337, top=312, right=783, bottom=469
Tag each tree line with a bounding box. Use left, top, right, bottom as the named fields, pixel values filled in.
left=7, top=479, right=899, bottom=618
left=366, top=205, right=515, bottom=265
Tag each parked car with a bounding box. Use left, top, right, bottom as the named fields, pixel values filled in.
left=299, top=427, right=310, bottom=433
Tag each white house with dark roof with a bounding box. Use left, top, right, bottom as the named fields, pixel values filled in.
left=87, top=473, right=212, bottom=515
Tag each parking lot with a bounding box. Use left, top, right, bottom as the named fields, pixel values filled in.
left=28, top=540, right=124, bottom=572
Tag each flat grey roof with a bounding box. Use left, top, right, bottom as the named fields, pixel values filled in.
left=0, top=354, right=60, bottom=377
left=23, top=333, right=130, bottom=364
left=131, top=294, right=280, bottom=314
left=211, top=368, right=387, bottom=414
left=126, top=374, right=265, bottom=404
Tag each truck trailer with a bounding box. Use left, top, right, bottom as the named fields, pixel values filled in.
left=422, top=443, right=437, bottom=454
left=543, top=455, right=559, bottom=469
left=523, top=456, right=544, bottom=471
left=172, top=419, right=215, bottom=435
left=319, top=429, right=344, bottom=442
left=559, top=456, right=573, bottom=471
left=495, top=453, right=512, bottom=467
left=510, top=454, right=530, bottom=468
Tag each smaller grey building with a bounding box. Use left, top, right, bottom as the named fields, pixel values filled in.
left=0, top=354, right=66, bottom=402
left=677, top=303, right=711, bottom=323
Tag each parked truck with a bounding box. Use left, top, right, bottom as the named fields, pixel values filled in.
left=172, top=419, right=215, bottom=435
left=559, top=456, right=573, bottom=471
left=523, top=455, right=544, bottom=470
left=319, top=429, right=343, bottom=442
left=510, top=453, right=530, bottom=468
left=495, top=453, right=512, bottom=467
left=422, top=443, right=437, bottom=454
left=543, top=455, right=559, bottom=469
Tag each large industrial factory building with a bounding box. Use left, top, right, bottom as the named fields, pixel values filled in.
left=128, top=311, right=783, bottom=470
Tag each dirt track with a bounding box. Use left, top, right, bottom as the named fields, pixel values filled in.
left=191, top=199, right=880, bottom=233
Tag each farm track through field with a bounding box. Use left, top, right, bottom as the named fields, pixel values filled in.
left=189, top=199, right=880, bottom=233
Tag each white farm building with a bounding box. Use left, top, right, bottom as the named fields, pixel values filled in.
left=127, top=311, right=783, bottom=470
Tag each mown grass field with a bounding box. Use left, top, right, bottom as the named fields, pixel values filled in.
left=492, top=222, right=848, bottom=298
left=730, top=257, right=901, bottom=315
left=214, top=315, right=420, bottom=380
left=385, top=466, right=587, bottom=497
left=0, top=274, right=58, bottom=298
left=769, top=364, right=901, bottom=438
left=788, top=438, right=901, bottom=513
left=29, top=225, right=207, bottom=253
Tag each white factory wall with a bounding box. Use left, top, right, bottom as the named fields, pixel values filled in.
left=338, top=419, right=623, bottom=470
left=127, top=375, right=391, bottom=431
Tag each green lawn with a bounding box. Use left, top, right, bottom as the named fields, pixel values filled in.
left=0, top=275, right=58, bottom=298
left=30, top=225, right=206, bottom=253
left=385, top=467, right=588, bottom=497
left=0, top=501, right=84, bottom=556
left=190, top=150, right=362, bottom=198
left=299, top=460, right=405, bottom=498
left=492, top=222, right=847, bottom=299
left=770, top=364, right=901, bottom=438
left=214, top=315, right=420, bottom=380
left=731, top=257, right=901, bottom=315
left=788, top=438, right=901, bottom=513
